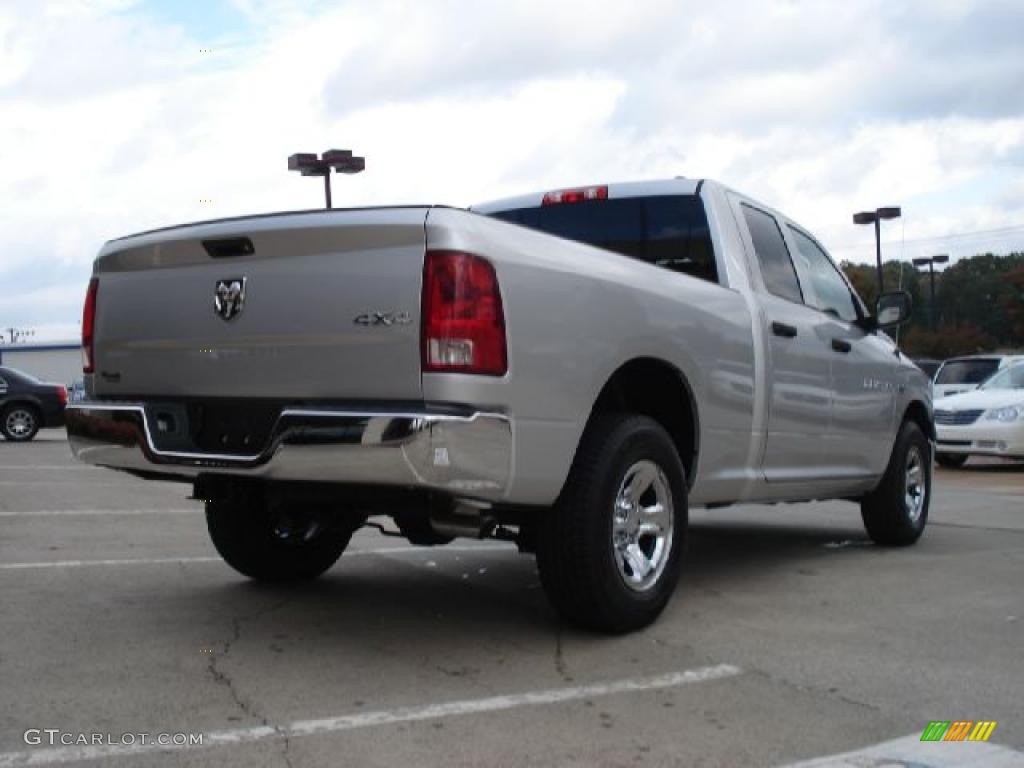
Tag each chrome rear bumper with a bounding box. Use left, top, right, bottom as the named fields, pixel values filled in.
left=66, top=403, right=512, bottom=501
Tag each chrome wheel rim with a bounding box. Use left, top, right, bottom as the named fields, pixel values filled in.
left=904, top=446, right=926, bottom=523
left=612, top=460, right=674, bottom=592
left=5, top=409, right=35, bottom=438
left=272, top=511, right=324, bottom=545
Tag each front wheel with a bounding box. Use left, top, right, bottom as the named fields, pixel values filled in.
left=861, top=420, right=931, bottom=546
left=206, top=489, right=361, bottom=582
left=536, top=413, right=688, bottom=633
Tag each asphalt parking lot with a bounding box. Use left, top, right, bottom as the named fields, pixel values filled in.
left=1, top=431, right=1022, bottom=767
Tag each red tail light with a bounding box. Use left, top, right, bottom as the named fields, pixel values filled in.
left=82, top=277, right=98, bottom=374
left=57, top=385, right=68, bottom=405
left=422, top=250, right=507, bottom=376
left=542, top=185, right=608, bottom=205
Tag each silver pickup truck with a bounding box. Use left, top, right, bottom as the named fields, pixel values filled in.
left=67, top=178, right=933, bottom=632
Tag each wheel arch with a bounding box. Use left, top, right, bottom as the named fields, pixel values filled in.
left=902, top=399, right=934, bottom=441
left=585, top=357, right=700, bottom=488
left=2, top=398, right=43, bottom=418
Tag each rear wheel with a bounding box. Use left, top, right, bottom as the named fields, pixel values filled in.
left=935, top=452, right=968, bottom=469
left=536, top=413, right=688, bottom=633
left=1, top=404, right=40, bottom=442
left=861, top=420, right=931, bottom=546
left=206, top=488, right=361, bottom=582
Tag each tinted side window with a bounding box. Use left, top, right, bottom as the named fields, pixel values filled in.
left=741, top=204, right=802, bottom=303
left=787, top=227, right=858, bottom=322
left=490, top=196, right=718, bottom=283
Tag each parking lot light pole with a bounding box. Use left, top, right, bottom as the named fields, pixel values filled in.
left=912, top=253, right=949, bottom=331
left=853, top=206, right=902, bottom=294
left=287, top=149, right=366, bottom=209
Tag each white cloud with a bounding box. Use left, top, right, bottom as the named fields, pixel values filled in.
left=2, top=0, right=1024, bottom=339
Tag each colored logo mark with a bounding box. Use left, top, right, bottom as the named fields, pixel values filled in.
left=920, top=721, right=997, bottom=742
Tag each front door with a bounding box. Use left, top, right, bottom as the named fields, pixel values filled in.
left=783, top=224, right=895, bottom=478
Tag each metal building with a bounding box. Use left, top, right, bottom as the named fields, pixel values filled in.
left=0, top=342, right=81, bottom=386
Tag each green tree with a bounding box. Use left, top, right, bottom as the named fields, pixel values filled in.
left=999, top=265, right=1024, bottom=342
left=934, top=253, right=1024, bottom=344
left=841, top=252, right=1023, bottom=357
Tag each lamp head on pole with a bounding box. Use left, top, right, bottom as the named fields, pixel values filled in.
left=288, top=148, right=365, bottom=209
left=912, top=253, right=949, bottom=268
left=322, top=148, right=365, bottom=175
left=287, top=153, right=325, bottom=175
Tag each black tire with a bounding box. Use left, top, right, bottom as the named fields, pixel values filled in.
left=206, top=489, right=359, bottom=582
left=935, top=452, right=968, bottom=469
left=536, top=413, right=688, bottom=633
left=861, top=420, right=931, bottom=546
left=1, top=403, right=40, bottom=442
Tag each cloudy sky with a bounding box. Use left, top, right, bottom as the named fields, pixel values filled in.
left=2, top=0, right=1024, bottom=341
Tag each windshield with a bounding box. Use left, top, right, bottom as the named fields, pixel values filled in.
left=934, top=359, right=1000, bottom=384
left=980, top=363, right=1024, bottom=390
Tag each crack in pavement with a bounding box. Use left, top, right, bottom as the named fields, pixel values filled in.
left=746, top=667, right=884, bottom=715
left=206, top=598, right=295, bottom=768
left=554, top=623, right=573, bottom=682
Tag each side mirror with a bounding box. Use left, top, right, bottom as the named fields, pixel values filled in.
left=875, top=291, right=912, bottom=330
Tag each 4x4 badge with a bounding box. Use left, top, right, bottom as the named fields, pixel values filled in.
left=353, top=311, right=411, bottom=327
left=214, top=277, right=246, bottom=321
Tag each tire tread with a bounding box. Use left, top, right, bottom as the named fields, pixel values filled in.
left=861, top=420, right=930, bottom=546
left=537, top=413, right=687, bottom=633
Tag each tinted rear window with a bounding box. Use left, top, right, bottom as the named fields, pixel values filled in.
left=935, top=359, right=1000, bottom=384
left=489, top=195, right=718, bottom=283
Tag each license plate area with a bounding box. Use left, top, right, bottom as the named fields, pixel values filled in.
left=145, top=401, right=281, bottom=455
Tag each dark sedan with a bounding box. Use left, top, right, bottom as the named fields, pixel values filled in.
left=0, top=366, right=67, bottom=442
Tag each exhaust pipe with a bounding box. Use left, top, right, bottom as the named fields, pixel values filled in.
left=430, top=500, right=497, bottom=540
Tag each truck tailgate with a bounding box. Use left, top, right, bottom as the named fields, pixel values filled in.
left=91, top=207, right=429, bottom=400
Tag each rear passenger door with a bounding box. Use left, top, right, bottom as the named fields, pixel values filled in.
left=784, top=225, right=896, bottom=478
left=737, top=203, right=838, bottom=482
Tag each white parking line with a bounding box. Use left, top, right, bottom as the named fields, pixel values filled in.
left=0, top=509, right=198, bottom=517
left=775, top=732, right=1024, bottom=767
left=0, top=664, right=742, bottom=767
left=0, top=466, right=98, bottom=471
left=0, top=544, right=512, bottom=570
left=0, top=481, right=182, bottom=487
left=0, top=557, right=222, bottom=570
